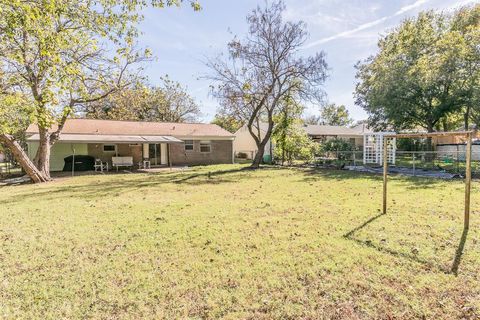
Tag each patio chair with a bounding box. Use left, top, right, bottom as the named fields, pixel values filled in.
left=94, top=159, right=109, bottom=173
left=138, top=159, right=151, bottom=169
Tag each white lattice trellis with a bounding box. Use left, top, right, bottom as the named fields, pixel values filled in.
left=363, top=133, right=396, bottom=165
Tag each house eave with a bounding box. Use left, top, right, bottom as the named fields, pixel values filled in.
left=26, top=134, right=184, bottom=144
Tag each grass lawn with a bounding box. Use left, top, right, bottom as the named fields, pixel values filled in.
left=0, top=165, right=479, bottom=319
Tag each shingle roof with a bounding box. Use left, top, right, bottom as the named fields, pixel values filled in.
left=234, top=122, right=373, bottom=136
left=26, top=119, right=234, bottom=138
left=304, top=124, right=372, bottom=136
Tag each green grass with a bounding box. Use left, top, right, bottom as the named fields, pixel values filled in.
left=0, top=165, right=479, bottom=319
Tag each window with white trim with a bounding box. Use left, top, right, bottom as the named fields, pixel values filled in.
left=103, top=144, right=116, bottom=152
left=200, top=140, right=211, bottom=153
left=184, top=140, right=194, bottom=151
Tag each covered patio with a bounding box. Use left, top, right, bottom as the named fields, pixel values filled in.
left=27, top=133, right=184, bottom=171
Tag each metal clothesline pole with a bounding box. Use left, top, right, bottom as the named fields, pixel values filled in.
left=465, top=132, right=472, bottom=230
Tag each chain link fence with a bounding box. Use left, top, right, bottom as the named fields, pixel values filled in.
left=311, top=150, right=480, bottom=177
left=0, top=151, right=22, bottom=179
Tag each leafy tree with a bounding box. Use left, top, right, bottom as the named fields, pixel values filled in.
left=211, top=113, right=243, bottom=133
left=355, top=6, right=479, bottom=133
left=273, top=123, right=318, bottom=165
left=452, top=4, right=480, bottom=129
left=272, top=98, right=318, bottom=164
left=320, top=103, right=353, bottom=126
left=86, top=76, right=201, bottom=123
left=207, top=1, right=328, bottom=168
left=0, top=0, right=199, bottom=182
left=435, top=112, right=464, bottom=132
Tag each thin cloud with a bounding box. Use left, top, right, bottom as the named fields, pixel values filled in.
left=395, top=0, right=430, bottom=15
left=303, top=0, right=432, bottom=49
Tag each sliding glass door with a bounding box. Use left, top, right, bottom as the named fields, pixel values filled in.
left=148, top=144, right=161, bottom=166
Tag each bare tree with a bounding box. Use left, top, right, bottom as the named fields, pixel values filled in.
left=206, top=1, right=328, bottom=168
left=85, top=76, right=201, bottom=123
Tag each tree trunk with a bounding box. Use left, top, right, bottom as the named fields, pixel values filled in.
left=0, top=134, right=50, bottom=183
left=424, top=123, right=435, bottom=161
left=33, top=128, right=52, bottom=180
left=251, top=141, right=266, bottom=168
left=442, top=118, right=448, bottom=132
left=250, top=119, right=274, bottom=169
left=464, top=105, right=471, bottom=131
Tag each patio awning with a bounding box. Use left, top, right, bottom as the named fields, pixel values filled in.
left=27, top=134, right=183, bottom=144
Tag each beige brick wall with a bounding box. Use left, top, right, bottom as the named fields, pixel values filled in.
left=170, top=140, right=233, bottom=166
left=85, top=141, right=232, bottom=167
left=88, top=143, right=143, bottom=166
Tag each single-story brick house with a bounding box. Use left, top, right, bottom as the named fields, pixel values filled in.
left=26, top=119, right=235, bottom=171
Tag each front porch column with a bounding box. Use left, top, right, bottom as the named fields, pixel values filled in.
left=160, top=143, right=168, bottom=165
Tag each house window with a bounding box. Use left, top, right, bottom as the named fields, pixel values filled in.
left=200, top=140, right=211, bottom=153
left=103, top=144, right=116, bottom=152
left=184, top=140, right=194, bottom=151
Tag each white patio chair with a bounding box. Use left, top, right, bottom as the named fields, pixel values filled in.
left=94, top=159, right=109, bottom=173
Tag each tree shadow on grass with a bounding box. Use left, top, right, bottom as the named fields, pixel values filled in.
left=343, top=212, right=385, bottom=239
left=450, top=227, right=469, bottom=275
left=0, top=166, right=261, bottom=205
left=343, top=212, right=469, bottom=275
left=300, top=167, right=381, bottom=182
left=172, top=166, right=256, bottom=184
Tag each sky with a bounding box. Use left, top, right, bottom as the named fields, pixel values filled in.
left=137, top=0, right=478, bottom=123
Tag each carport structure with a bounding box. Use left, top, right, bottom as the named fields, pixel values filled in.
left=381, top=131, right=476, bottom=229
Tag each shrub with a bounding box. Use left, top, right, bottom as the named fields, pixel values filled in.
left=320, top=138, right=354, bottom=160
left=236, top=152, right=248, bottom=159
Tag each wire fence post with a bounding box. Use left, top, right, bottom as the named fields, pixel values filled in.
left=456, top=145, right=459, bottom=173
left=383, top=138, right=388, bottom=215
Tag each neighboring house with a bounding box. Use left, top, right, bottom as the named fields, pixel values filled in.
left=233, top=122, right=371, bottom=160
left=26, top=119, right=235, bottom=171
left=233, top=123, right=274, bottom=160
left=304, top=123, right=372, bottom=149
